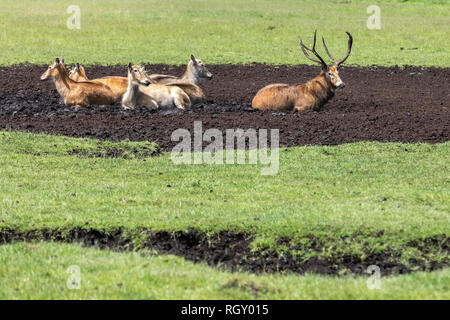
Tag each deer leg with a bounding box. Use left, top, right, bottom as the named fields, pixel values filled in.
left=173, top=94, right=189, bottom=109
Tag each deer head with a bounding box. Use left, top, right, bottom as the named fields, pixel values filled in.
left=68, top=63, right=88, bottom=81
left=40, top=58, right=62, bottom=81
left=300, top=30, right=353, bottom=89
left=128, top=63, right=151, bottom=86
left=190, top=54, right=213, bottom=80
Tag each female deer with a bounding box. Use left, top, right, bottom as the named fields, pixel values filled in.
left=252, top=31, right=353, bottom=112
left=40, top=58, right=116, bottom=107
left=122, top=63, right=191, bottom=110
left=149, top=54, right=213, bottom=84
left=68, top=63, right=151, bottom=101
left=148, top=55, right=212, bottom=104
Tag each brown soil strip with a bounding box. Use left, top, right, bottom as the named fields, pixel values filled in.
left=0, top=64, right=448, bottom=150
left=0, top=227, right=448, bottom=276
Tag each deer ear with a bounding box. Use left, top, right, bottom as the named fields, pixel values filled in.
left=55, top=57, right=60, bottom=64
left=140, top=64, right=145, bottom=70
left=61, top=57, right=65, bottom=64
left=190, top=54, right=197, bottom=64
left=128, top=63, right=133, bottom=70
left=75, top=63, right=80, bottom=70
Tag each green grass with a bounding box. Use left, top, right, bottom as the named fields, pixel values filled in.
left=0, top=131, right=448, bottom=251
left=1, top=242, right=448, bottom=299
left=0, top=0, right=449, bottom=66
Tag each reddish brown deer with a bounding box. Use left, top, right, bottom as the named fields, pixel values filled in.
left=122, top=63, right=191, bottom=110
left=40, top=58, right=116, bottom=107
left=252, top=31, right=353, bottom=112
left=68, top=63, right=151, bottom=101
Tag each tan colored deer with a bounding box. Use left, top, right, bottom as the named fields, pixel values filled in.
left=40, top=58, right=116, bottom=107
left=252, top=31, right=353, bottom=112
left=68, top=63, right=151, bottom=101
left=148, top=55, right=212, bottom=105
left=150, top=54, right=213, bottom=84
left=122, top=63, right=191, bottom=110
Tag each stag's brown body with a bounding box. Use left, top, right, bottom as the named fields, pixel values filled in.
left=252, top=67, right=338, bottom=112
left=41, top=59, right=116, bottom=107
left=252, top=31, right=353, bottom=112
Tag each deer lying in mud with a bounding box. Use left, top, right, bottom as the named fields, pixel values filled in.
left=150, top=54, right=213, bottom=84
left=122, top=63, right=191, bottom=110
left=252, top=31, right=353, bottom=112
left=68, top=63, right=151, bottom=101
left=40, top=58, right=116, bottom=107
left=149, top=55, right=212, bottom=104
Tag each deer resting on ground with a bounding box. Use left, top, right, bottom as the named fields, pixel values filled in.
left=122, top=63, right=191, bottom=110
left=149, top=55, right=212, bottom=104
left=40, top=58, right=116, bottom=107
left=252, top=31, right=353, bottom=112
left=68, top=63, right=151, bottom=102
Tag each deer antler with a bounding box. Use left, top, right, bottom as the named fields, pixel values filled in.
left=322, top=32, right=353, bottom=67
left=299, top=30, right=328, bottom=70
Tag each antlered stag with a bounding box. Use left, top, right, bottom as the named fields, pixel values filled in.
left=252, top=31, right=353, bottom=112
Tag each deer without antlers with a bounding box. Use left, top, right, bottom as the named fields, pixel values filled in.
left=252, top=30, right=353, bottom=112
left=149, top=55, right=212, bottom=104
left=149, top=54, right=213, bottom=84
left=68, top=63, right=151, bottom=102
left=122, top=63, right=191, bottom=110
left=40, top=58, right=116, bottom=107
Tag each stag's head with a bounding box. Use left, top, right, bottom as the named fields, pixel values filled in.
left=127, top=63, right=151, bottom=86
left=190, top=54, right=213, bottom=80
left=68, top=63, right=88, bottom=82
left=40, top=58, right=64, bottom=81
left=300, top=30, right=353, bottom=89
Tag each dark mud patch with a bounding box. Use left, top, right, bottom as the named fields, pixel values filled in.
left=68, top=141, right=161, bottom=159
left=0, top=64, right=449, bottom=150
left=0, top=227, right=448, bottom=276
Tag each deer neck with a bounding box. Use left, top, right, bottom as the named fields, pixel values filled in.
left=53, top=66, right=74, bottom=98
left=181, top=62, right=199, bottom=84
left=123, top=77, right=139, bottom=107
left=306, top=72, right=335, bottom=105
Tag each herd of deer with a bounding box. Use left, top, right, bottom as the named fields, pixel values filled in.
left=40, top=31, right=353, bottom=112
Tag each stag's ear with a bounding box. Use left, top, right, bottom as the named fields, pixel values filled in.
left=128, top=63, right=133, bottom=70
left=55, top=57, right=60, bottom=64
left=75, top=62, right=80, bottom=70
left=140, top=63, right=145, bottom=70
left=61, top=56, right=65, bottom=64
left=190, top=54, right=197, bottom=64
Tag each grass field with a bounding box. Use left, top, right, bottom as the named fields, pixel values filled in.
left=1, top=242, right=449, bottom=299
left=0, top=0, right=449, bottom=66
left=0, top=132, right=449, bottom=299
left=0, top=0, right=449, bottom=300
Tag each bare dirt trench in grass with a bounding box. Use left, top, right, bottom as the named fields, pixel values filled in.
left=0, top=227, right=449, bottom=276
left=0, top=64, right=448, bottom=150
